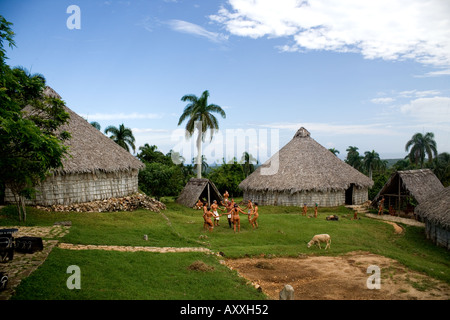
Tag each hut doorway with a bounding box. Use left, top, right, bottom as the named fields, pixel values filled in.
left=345, top=184, right=354, bottom=205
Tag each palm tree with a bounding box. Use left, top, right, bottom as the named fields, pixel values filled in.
left=240, top=151, right=258, bottom=177
left=177, top=90, right=226, bottom=178
left=192, top=155, right=209, bottom=175
left=363, top=150, right=384, bottom=179
left=328, top=148, right=340, bottom=156
left=405, top=132, right=438, bottom=168
left=90, top=121, right=101, bottom=130
left=104, top=123, right=136, bottom=153
left=345, top=146, right=363, bottom=171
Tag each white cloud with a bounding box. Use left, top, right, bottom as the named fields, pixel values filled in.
left=421, top=69, right=450, bottom=77
left=400, top=96, right=450, bottom=123
left=371, top=97, right=395, bottom=104
left=262, top=122, right=399, bottom=136
left=211, top=0, right=450, bottom=67
left=167, top=19, right=228, bottom=43
left=81, top=112, right=163, bottom=121
left=398, top=90, right=441, bottom=98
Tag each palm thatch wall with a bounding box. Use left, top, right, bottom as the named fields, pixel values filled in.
left=4, top=87, right=144, bottom=206
left=176, top=178, right=223, bottom=208
left=371, top=169, right=444, bottom=212
left=239, top=127, right=373, bottom=207
left=415, top=187, right=450, bottom=250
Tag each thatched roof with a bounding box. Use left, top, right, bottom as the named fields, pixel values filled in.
left=372, top=169, right=444, bottom=205
left=239, top=127, right=373, bottom=193
left=24, top=87, right=144, bottom=175
left=415, top=187, right=450, bottom=229
left=176, top=178, right=223, bottom=207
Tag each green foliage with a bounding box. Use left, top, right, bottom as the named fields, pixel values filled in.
left=104, top=123, right=136, bottom=153
left=369, top=170, right=391, bottom=200
left=177, top=90, right=226, bottom=178
left=207, top=158, right=246, bottom=197
left=0, top=16, right=70, bottom=221
left=137, top=144, right=193, bottom=199
left=138, top=162, right=185, bottom=199
left=405, top=132, right=438, bottom=168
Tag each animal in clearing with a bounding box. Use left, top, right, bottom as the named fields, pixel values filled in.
left=307, top=234, right=331, bottom=250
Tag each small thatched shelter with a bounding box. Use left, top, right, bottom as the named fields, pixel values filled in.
left=176, top=178, right=223, bottom=208
left=371, top=169, right=444, bottom=214
left=238, top=127, right=373, bottom=207
left=4, top=87, right=144, bottom=206
left=415, top=187, right=450, bottom=250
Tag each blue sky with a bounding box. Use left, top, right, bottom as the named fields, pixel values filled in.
left=1, top=0, right=449, bottom=164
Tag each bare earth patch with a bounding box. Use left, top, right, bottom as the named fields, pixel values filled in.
left=225, top=251, right=450, bottom=300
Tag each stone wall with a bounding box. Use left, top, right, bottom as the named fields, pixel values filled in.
left=352, top=186, right=369, bottom=205
left=5, top=169, right=139, bottom=206
left=425, top=221, right=450, bottom=250
left=243, top=187, right=369, bottom=207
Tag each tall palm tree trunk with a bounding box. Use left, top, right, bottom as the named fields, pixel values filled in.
left=196, top=121, right=202, bottom=179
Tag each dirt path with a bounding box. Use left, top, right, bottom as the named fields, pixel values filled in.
left=225, top=251, right=450, bottom=300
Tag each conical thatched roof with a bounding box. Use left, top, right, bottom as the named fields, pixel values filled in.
left=239, top=127, right=373, bottom=193
left=372, top=169, right=444, bottom=205
left=176, top=178, right=223, bottom=208
left=415, top=187, right=450, bottom=230
left=24, top=87, right=144, bottom=174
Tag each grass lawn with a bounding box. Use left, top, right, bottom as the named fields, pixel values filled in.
left=1, top=199, right=449, bottom=300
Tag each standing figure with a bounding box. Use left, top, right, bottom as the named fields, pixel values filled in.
left=251, top=202, right=259, bottom=229
left=314, top=203, right=318, bottom=218
left=223, top=190, right=229, bottom=205
left=231, top=204, right=247, bottom=233
left=378, top=196, right=385, bottom=215
left=211, top=200, right=220, bottom=226
left=246, top=200, right=253, bottom=224
left=302, top=203, right=308, bottom=216
left=203, top=207, right=214, bottom=232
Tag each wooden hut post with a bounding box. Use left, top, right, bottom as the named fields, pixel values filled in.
left=207, top=183, right=210, bottom=205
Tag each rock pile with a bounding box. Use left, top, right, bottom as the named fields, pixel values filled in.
left=36, top=193, right=166, bottom=213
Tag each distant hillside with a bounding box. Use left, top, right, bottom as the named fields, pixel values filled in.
left=384, top=159, right=403, bottom=168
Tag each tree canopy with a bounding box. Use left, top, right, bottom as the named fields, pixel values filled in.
left=0, top=15, right=70, bottom=221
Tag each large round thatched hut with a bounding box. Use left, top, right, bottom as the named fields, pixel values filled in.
left=415, top=187, right=450, bottom=250
left=4, top=87, right=144, bottom=206
left=238, top=127, right=373, bottom=207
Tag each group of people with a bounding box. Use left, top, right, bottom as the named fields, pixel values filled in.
left=302, top=203, right=319, bottom=218
left=195, top=190, right=259, bottom=233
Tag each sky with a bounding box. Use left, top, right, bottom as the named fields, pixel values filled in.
left=1, top=0, right=449, bottom=165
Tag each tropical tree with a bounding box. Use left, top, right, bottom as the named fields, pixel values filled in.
left=137, top=143, right=168, bottom=164
left=328, top=148, right=340, bottom=156
left=405, top=132, right=438, bottom=168
left=90, top=121, right=101, bottom=130
left=104, top=123, right=136, bottom=153
left=177, top=90, right=226, bottom=178
left=0, top=16, right=70, bottom=221
left=432, top=152, right=450, bottom=187
left=345, top=146, right=363, bottom=171
left=192, top=155, right=209, bottom=176
left=363, top=150, right=385, bottom=179
left=240, top=151, right=258, bottom=177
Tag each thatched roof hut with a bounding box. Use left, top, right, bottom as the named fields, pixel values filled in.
left=238, top=127, right=373, bottom=207
left=5, top=87, right=144, bottom=206
left=371, top=169, right=444, bottom=213
left=415, top=187, right=450, bottom=249
left=176, top=178, right=223, bottom=208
